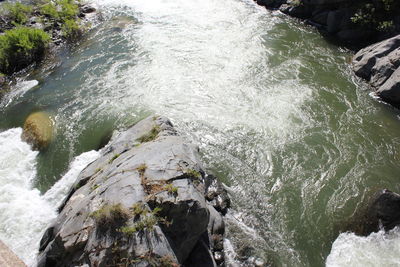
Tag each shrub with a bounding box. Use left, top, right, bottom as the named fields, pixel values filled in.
left=1, top=3, right=33, bottom=25
left=351, top=0, right=400, bottom=32
left=39, top=0, right=79, bottom=20
left=62, top=19, right=81, bottom=39
left=0, top=27, right=50, bottom=74
left=40, top=2, right=59, bottom=19
left=58, top=0, right=79, bottom=19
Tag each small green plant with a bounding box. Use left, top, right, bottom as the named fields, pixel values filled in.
left=137, top=125, right=161, bottom=143
left=1, top=3, right=33, bottom=25
left=137, top=252, right=179, bottom=267
left=109, top=153, right=120, bottom=163
left=90, top=203, right=130, bottom=228
left=118, top=205, right=166, bottom=235
left=131, top=202, right=148, bottom=217
left=119, top=225, right=138, bottom=235
left=351, top=0, right=399, bottom=32
left=377, top=20, right=395, bottom=31
left=185, top=169, right=201, bottom=179
left=91, top=184, right=100, bottom=191
left=163, top=183, right=178, bottom=196
left=95, top=167, right=102, bottom=173
left=137, top=163, right=147, bottom=174
left=159, top=255, right=180, bottom=267
left=0, top=27, right=50, bottom=74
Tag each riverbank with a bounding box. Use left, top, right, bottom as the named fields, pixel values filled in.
left=255, top=0, right=400, bottom=49
left=0, top=0, right=98, bottom=94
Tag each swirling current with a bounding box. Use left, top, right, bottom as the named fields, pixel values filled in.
left=1, top=0, right=400, bottom=266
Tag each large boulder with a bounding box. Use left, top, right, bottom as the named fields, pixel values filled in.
left=37, top=116, right=228, bottom=266
left=22, top=111, right=54, bottom=150
left=353, top=34, right=400, bottom=106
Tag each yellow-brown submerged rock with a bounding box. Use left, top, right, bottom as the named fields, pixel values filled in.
left=22, top=112, right=53, bottom=150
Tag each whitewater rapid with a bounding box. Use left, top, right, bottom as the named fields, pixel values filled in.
left=0, top=128, right=99, bottom=266
left=327, top=228, right=400, bottom=266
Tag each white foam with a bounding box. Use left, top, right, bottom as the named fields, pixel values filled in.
left=0, top=128, right=100, bottom=266
left=326, top=228, right=400, bottom=267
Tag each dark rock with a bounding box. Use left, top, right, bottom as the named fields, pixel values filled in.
left=256, top=0, right=287, bottom=9
left=351, top=189, right=400, bottom=236
left=326, top=8, right=353, bottom=33
left=310, top=10, right=329, bottom=25
left=37, top=116, right=229, bottom=266
left=205, top=174, right=231, bottom=215
left=81, top=5, right=96, bottom=14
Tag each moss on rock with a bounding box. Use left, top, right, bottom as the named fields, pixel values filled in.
left=22, top=111, right=54, bottom=150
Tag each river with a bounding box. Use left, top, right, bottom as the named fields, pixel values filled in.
left=1, top=0, right=400, bottom=266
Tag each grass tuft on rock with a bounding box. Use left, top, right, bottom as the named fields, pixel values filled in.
left=137, top=125, right=161, bottom=143
left=90, top=203, right=130, bottom=230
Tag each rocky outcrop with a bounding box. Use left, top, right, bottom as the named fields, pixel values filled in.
left=353, top=34, right=400, bottom=106
left=22, top=112, right=54, bottom=150
left=37, top=116, right=229, bottom=267
left=255, top=0, right=400, bottom=48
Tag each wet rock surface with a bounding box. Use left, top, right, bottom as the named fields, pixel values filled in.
left=37, top=116, right=229, bottom=267
left=347, top=189, right=400, bottom=236
left=22, top=111, right=54, bottom=151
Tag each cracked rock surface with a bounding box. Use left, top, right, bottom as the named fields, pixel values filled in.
left=37, top=116, right=229, bottom=267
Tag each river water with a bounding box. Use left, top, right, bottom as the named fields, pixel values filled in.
left=1, top=0, right=400, bottom=266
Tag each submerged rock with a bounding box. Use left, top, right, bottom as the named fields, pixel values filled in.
left=346, top=189, right=400, bottom=236
left=22, top=112, right=53, bottom=150
left=353, top=34, right=400, bottom=106
left=37, top=116, right=229, bottom=266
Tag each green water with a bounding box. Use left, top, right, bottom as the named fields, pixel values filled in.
left=1, top=0, right=400, bottom=266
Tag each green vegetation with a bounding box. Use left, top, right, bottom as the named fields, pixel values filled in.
left=109, top=153, right=120, bottom=163
left=0, top=0, right=87, bottom=75
left=185, top=169, right=201, bottom=179
left=1, top=2, right=32, bottom=25
left=351, top=0, right=399, bottom=32
left=39, top=0, right=79, bottom=20
left=163, top=183, right=178, bottom=196
left=118, top=204, right=168, bottom=235
left=61, top=18, right=82, bottom=40
left=137, top=163, right=147, bottom=174
left=90, top=203, right=130, bottom=227
left=136, top=252, right=179, bottom=267
left=39, top=0, right=81, bottom=39
left=91, top=184, right=100, bottom=191
left=137, top=125, right=161, bottom=143
left=0, top=27, right=50, bottom=74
